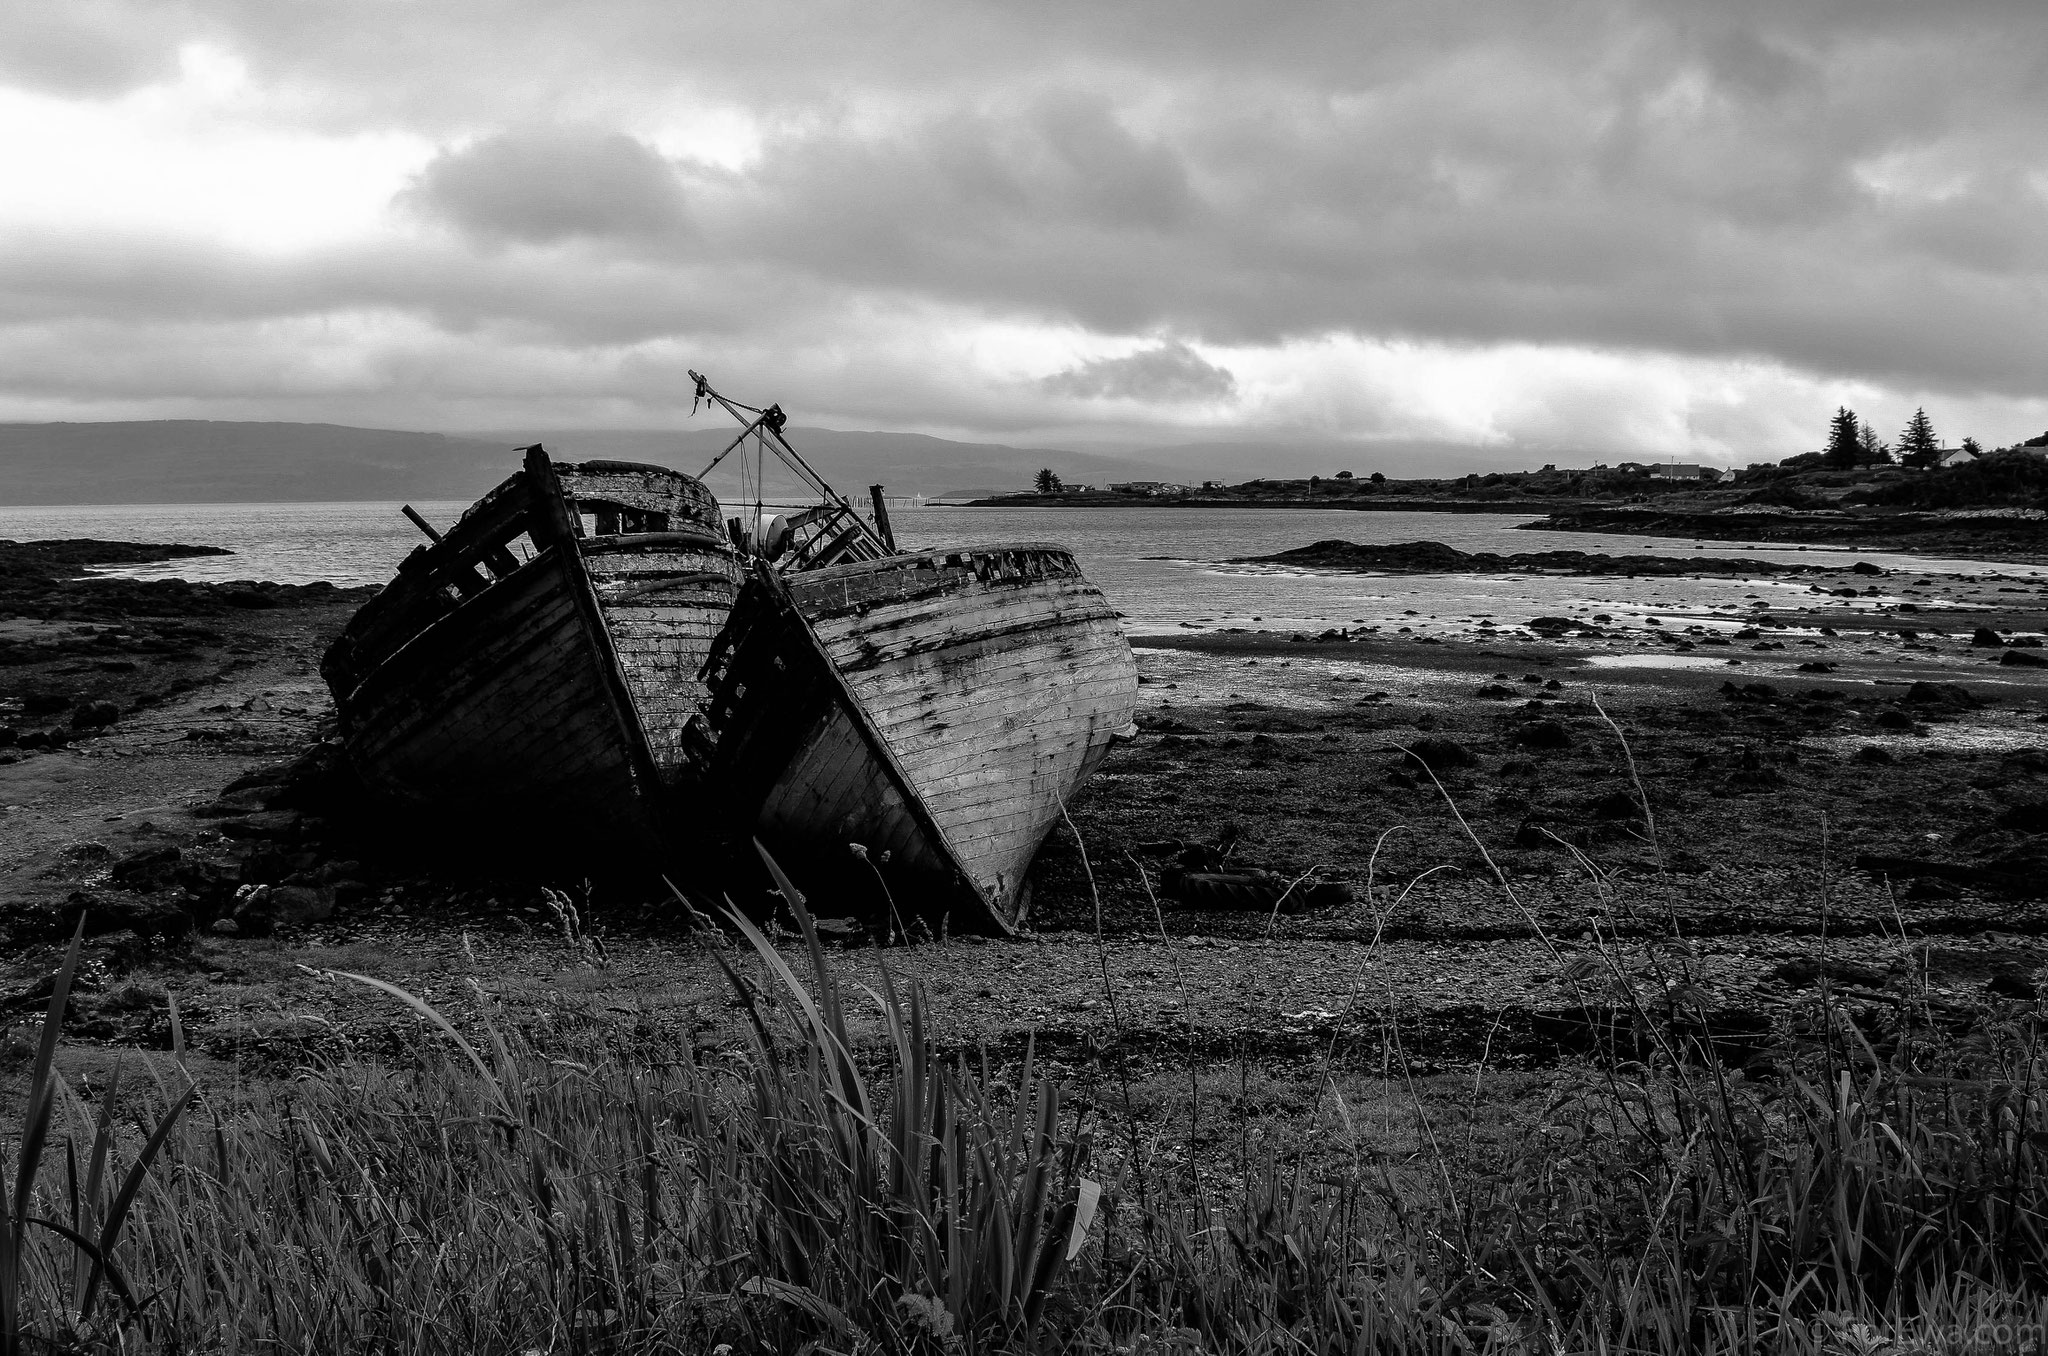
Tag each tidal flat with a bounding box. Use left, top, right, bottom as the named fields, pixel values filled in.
left=2, top=536, right=2042, bottom=1105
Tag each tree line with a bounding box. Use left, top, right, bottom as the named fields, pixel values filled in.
left=1822, top=406, right=1980, bottom=470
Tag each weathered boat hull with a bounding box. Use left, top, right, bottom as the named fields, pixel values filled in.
left=329, top=542, right=654, bottom=836
left=585, top=537, right=742, bottom=780
left=696, top=544, right=1139, bottom=930
left=321, top=449, right=740, bottom=849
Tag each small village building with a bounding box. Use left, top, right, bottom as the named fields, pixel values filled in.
left=1933, top=447, right=1981, bottom=469
left=1647, top=463, right=1724, bottom=481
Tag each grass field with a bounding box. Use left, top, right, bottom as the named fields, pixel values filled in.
left=4, top=837, right=2044, bottom=1355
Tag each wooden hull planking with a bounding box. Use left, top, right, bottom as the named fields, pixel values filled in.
left=322, top=450, right=739, bottom=847
left=335, top=544, right=650, bottom=833
left=585, top=536, right=743, bottom=781
left=698, top=544, right=1139, bottom=930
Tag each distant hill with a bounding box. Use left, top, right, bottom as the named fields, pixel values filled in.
left=0, top=420, right=1192, bottom=505
left=476, top=427, right=1190, bottom=501
left=0, top=421, right=517, bottom=505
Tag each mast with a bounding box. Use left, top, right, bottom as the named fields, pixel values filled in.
left=689, top=370, right=895, bottom=568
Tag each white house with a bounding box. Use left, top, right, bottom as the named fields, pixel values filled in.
left=1647, top=463, right=1724, bottom=481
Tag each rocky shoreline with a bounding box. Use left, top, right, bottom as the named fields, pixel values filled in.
left=1530, top=507, right=2048, bottom=560
left=2, top=538, right=2044, bottom=1104
left=959, top=496, right=2048, bottom=564
left=1237, top=538, right=1826, bottom=576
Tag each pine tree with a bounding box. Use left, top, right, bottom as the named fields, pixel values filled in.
left=1825, top=407, right=1861, bottom=468
left=1857, top=425, right=1891, bottom=464
left=1033, top=467, right=1063, bottom=493
left=1897, top=407, right=1938, bottom=467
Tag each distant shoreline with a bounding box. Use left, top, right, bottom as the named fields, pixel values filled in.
left=959, top=494, right=1565, bottom=514
left=958, top=493, right=2048, bottom=561
left=1537, top=506, right=2048, bottom=563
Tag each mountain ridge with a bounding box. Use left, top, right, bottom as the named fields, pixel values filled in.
left=0, top=419, right=1194, bottom=505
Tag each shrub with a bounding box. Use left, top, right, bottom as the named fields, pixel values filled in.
left=1865, top=449, right=2048, bottom=508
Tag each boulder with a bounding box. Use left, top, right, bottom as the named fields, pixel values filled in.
left=215, top=811, right=306, bottom=841
left=109, top=846, right=182, bottom=892
left=233, top=884, right=336, bottom=934
left=172, top=859, right=239, bottom=913
left=267, top=885, right=336, bottom=925
left=1989, top=973, right=2039, bottom=1001
left=1903, top=681, right=1979, bottom=709
left=2002, top=649, right=2048, bottom=669
left=1401, top=737, right=1477, bottom=773
left=1725, top=746, right=1785, bottom=790
left=1515, top=720, right=1574, bottom=749
left=1972, top=627, right=2007, bottom=648
left=1587, top=790, right=1642, bottom=822
left=70, top=701, right=120, bottom=729
left=1852, top=561, right=1883, bottom=575
left=64, top=890, right=193, bottom=943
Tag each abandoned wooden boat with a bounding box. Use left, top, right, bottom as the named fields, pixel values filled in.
left=685, top=374, right=1139, bottom=931
left=320, top=446, right=742, bottom=847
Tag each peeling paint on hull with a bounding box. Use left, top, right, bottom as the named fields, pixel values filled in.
left=696, top=544, right=1139, bottom=931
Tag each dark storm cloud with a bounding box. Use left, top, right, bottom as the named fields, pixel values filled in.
left=401, top=127, right=690, bottom=244
left=1042, top=342, right=1236, bottom=403
left=5, top=0, right=2048, bottom=436
left=0, top=227, right=841, bottom=354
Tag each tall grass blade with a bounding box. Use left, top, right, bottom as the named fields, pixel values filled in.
left=1067, top=1179, right=1103, bottom=1262
left=314, top=968, right=514, bottom=1121
left=2, top=916, right=85, bottom=1356
left=78, top=1081, right=197, bottom=1321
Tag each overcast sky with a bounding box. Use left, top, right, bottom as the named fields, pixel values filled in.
left=3, top=1, right=2046, bottom=470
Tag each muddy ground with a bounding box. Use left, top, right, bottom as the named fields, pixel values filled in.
left=3, top=539, right=2045, bottom=1168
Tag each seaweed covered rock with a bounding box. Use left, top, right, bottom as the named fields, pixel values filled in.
left=1402, top=737, right=1477, bottom=773
left=1903, top=682, right=1979, bottom=710
left=1515, top=720, right=1574, bottom=750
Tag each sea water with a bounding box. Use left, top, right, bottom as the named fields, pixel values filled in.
left=0, top=500, right=2038, bottom=640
